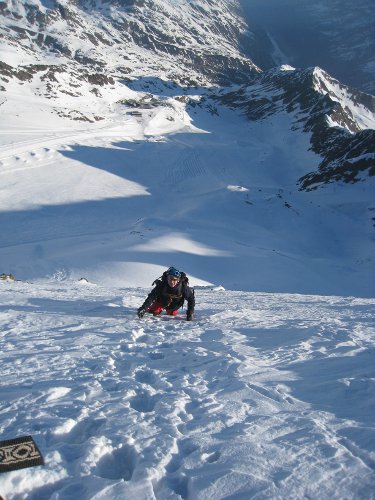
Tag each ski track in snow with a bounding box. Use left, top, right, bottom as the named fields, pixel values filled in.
left=0, top=281, right=374, bottom=499
left=0, top=127, right=113, bottom=163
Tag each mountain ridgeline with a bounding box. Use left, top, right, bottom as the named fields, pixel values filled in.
left=0, top=0, right=374, bottom=191
left=214, top=66, right=375, bottom=190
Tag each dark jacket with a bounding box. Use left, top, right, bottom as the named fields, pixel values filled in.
left=142, top=278, right=195, bottom=314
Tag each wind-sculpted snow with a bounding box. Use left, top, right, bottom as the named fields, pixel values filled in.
left=0, top=281, right=374, bottom=498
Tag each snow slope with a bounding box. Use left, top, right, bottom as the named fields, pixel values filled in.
left=1, top=16, right=375, bottom=495
left=0, top=81, right=374, bottom=499
left=1, top=280, right=375, bottom=499
left=0, top=86, right=374, bottom=296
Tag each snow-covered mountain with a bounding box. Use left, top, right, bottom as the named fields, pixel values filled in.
left=2, top=0, right=374, bottom=186
left=0, top=0, right=265, bottom=87
left=214, top=65, right=375, bottom=190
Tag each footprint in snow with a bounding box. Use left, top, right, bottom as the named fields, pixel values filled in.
left=96, top=443, right=138, bottom=481
left=55, top=416, right=106, bottom=444
left=200, top=329, right=224, bottom=341
left=166, top=438, right=199, bottom=473
left=202, top=450, right=221, bottom=463
left=119, top=342, right=141, bottom=353
left=135, top=368, right=157, bottom=386
left=130, top=390, right=158, bottom=413
left=100, top=377, right=123, bottom=392
left=148, top=351, right=165, bottom=360
left=166, top=475, right=189, bottom=499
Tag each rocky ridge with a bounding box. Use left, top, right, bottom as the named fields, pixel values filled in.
left=213, top=66, right=375, bottom=189
left=0, top=0, right=265, bottom=88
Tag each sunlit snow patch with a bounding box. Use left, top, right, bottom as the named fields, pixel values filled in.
left=280, top=64, right=296, bottom=71
left=129, top=232, right=232, bottom=256
left=227, top=185, right=249, bottom=192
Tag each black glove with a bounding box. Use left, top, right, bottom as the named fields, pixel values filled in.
left=186, top=311, right=193, bottom=321
left=137, top=307, right=146, bottom=319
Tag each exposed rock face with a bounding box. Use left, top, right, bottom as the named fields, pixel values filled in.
left=0, top=0, right=267, bottom=87
left=214, top=66, right=375, bottom=189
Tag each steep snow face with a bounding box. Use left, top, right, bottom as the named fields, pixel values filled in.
left=0, top=281, right=375, bottom=498
left=0, top=0, right=263, bottom=86
left=240, top=0, right=375, bottom=95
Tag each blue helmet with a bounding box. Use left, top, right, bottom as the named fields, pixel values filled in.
left=167, top=266, right=181, bottom=278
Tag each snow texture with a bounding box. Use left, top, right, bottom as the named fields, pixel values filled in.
left=1, top=281, right=375, bottom=499
left=0, top=88, right=374, bottom=499
left=0, top=1, right=374, bottom=497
